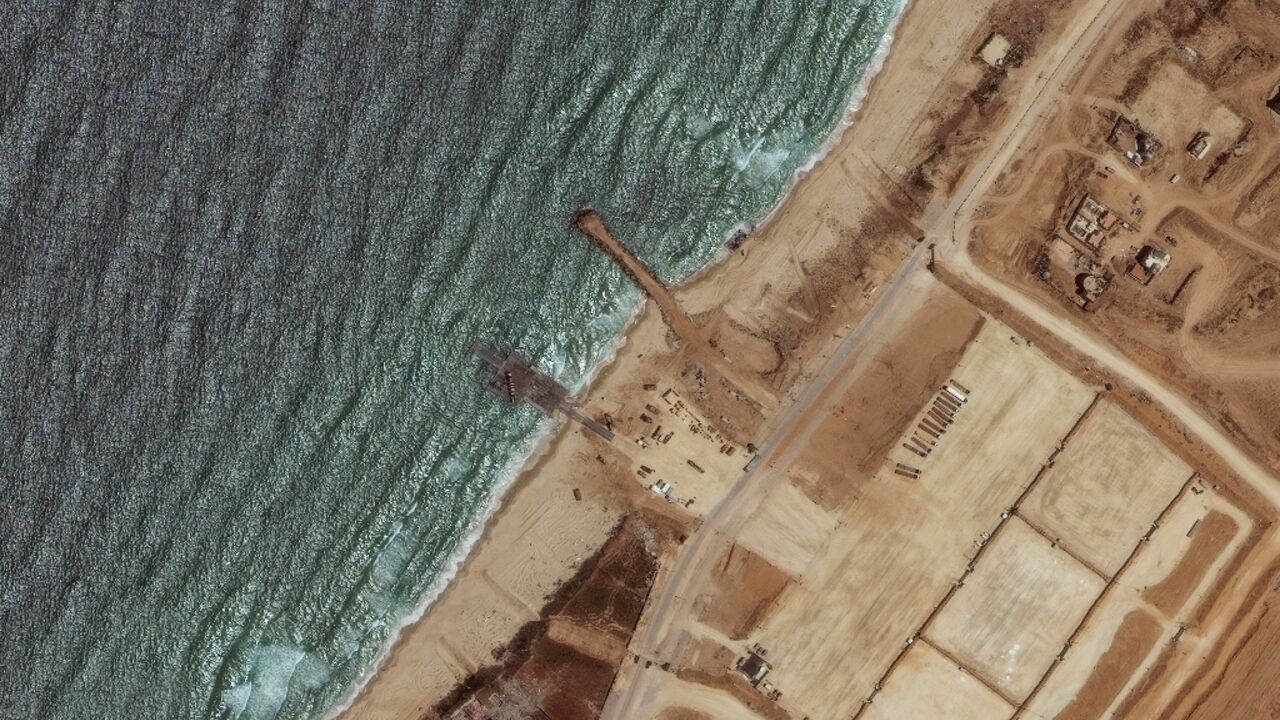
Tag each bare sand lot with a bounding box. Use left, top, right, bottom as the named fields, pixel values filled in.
left=733, top=481, right=836, bottom=579
left=852, top=0, right=1003, bottom=177
left=963, top=0, right=1280, bottom=472
left=1142, top=508, right=1239, bottom=617
left=1175, top=545, right=1280, bottom=720
left=862, top=642, right=1012, bottom=720
left=644, top=671, right=766, bottom=720
left=743, top=317, right=1095, bottom=720
left=929, top=4, right=1280, bottom=711
left=1020, top=399, right=1193, bottom=577
left=927, top=517, right=1106, bottom=702
left=1051, top=609, right=1165, bottom=720
left=1021, top=480, right=1254, bottom=720
left=343, top=0, right=1280, bottom=716
left=1128, top=59, right=1247, bottom=160
left=697, top=544, right=791, bottom=642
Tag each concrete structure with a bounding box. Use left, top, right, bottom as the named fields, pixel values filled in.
left=736, top=653, right=771, bottom=686
left=1079, top=273, right=1109, bottom=301
left=1187, top=131, right=1211, bottom=160
left=1126, top=246, right=1170, bottom=286
left=1128, top=261, right=1153, bottom=285
left=1140, top=245, right=1172, bottom=275
left=1108, top=116, right=1160, bottom=167
left=1067, top=195, right=1114, bottom=250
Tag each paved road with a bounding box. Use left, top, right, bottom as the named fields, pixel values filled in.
left=603, top=240, right=931, bottom=720
left=931, top=0, right=1280, bottom=506
left=606, top=0, right=1280, bottom=714
left=606, top=0, right=1129, bottom=717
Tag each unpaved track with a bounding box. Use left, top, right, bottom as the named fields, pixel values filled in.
left=973, top=141, right=1280, bottom=381
left=606, top=0, right=1280, bottom=714
left=934, top=0, right=1280, bottom=507
left=575, top=209, right=777, bottom=406
left=602, top=242, right=931, bottom=719
left=607, top=0, right=1133, bottom=716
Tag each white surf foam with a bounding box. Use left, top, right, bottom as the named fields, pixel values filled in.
left=319, top=412, right=564, bottom=719
left=322, top=283, right=646, bottom=720
left=232, top=646, right=331, bottom=720
left=321, top=3, right=912, bottom=717
left=686, top=0, right=913, bottom=287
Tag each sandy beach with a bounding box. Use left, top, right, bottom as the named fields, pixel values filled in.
left=337, top=0, right=1152, bottom=716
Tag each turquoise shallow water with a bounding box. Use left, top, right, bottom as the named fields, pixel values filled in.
left=0, top=1, right=903, bottom=718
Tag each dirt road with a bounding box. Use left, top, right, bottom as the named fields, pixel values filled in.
left=575, top=209, right=778, bottom=407
left=601, top=241, right=932, bottom=719
left=605, top=0, right=1280, bottom=714
left=932, top=0, right=1280, bottom=506
left=605, top=0, right=1134, bottom=716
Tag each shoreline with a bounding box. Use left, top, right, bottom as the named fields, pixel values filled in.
left=321, top=272, right=655, bottom=719
left=695, top=0, right=911, bottom=287
left=329, top=2, right=917, bottom=717
left=319, top=409, right=564, bottom=719
left=331, top=0, right=1280, bottom=715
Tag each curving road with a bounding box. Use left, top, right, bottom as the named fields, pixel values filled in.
left=605, top=0, right=1280, bottom=715
left=933, top=0, right=1280, bottom=504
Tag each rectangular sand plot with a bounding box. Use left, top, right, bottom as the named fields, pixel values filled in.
left=1021, top=594, right=1166, bottom=720
left=644, top=668, right=771, bottom=720
left=928, top=517, right=1106, bottom=702
left=1023, top=488, right=1252, bottom=720
left=735, top=481, right=838, bottom=579
left=1130, top=60, right=1245, bottom=152
left=751, top=322, right=1095, bottom=720
left=1020, top=401, right=1192, bottom=577
left=863, top=643, right=1013, bottom=720
left=1138, top=502, right=1245, bottom=619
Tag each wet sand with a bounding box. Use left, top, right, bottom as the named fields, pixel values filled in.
left=336, top=0, right=1016, bottom=715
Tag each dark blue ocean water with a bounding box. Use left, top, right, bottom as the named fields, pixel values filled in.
left=0, top=1, right=903, bottom=717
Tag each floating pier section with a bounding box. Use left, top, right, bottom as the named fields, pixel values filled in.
left=470, top=340, right=614, bottom=441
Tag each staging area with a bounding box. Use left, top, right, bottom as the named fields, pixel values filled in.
left=1023, top=480, right=1254, bottom=720
left=603, top=383, right=749, bottom=516
left=1020, top=400, right=1194, bottom=577
left=740, top=320, right=1097, bottom=720
left=638, top=309, right=1258, bottom=720
left=861, top=642, right=1013, bottom=720
left=926, top=516, right=1106, bottom=702
left=599, top=0, right=1280, bottom=717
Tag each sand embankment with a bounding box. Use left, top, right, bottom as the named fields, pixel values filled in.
left=335, top=0, right=1011, bottom=714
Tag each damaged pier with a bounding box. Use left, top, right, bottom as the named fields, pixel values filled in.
left=469, top=340, right=614, bottom=441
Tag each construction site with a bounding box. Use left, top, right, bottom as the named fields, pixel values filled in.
left=601, top=1, right=1280, bottom=718
left=605, top=284, right=1262, bottom=720
left=348, top=1, right=1280, bottom=719
left=968, top=0, right=1280, bottom=470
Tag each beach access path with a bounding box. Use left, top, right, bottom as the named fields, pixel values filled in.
left=575, top=210, right=777, bottom=408
left=602, top=0, right=1280, bottom=714
left=603, top=237, right=932, bottom=719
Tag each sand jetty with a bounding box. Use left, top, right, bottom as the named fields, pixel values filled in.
left=341, top=0, right=1280, bottom=717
